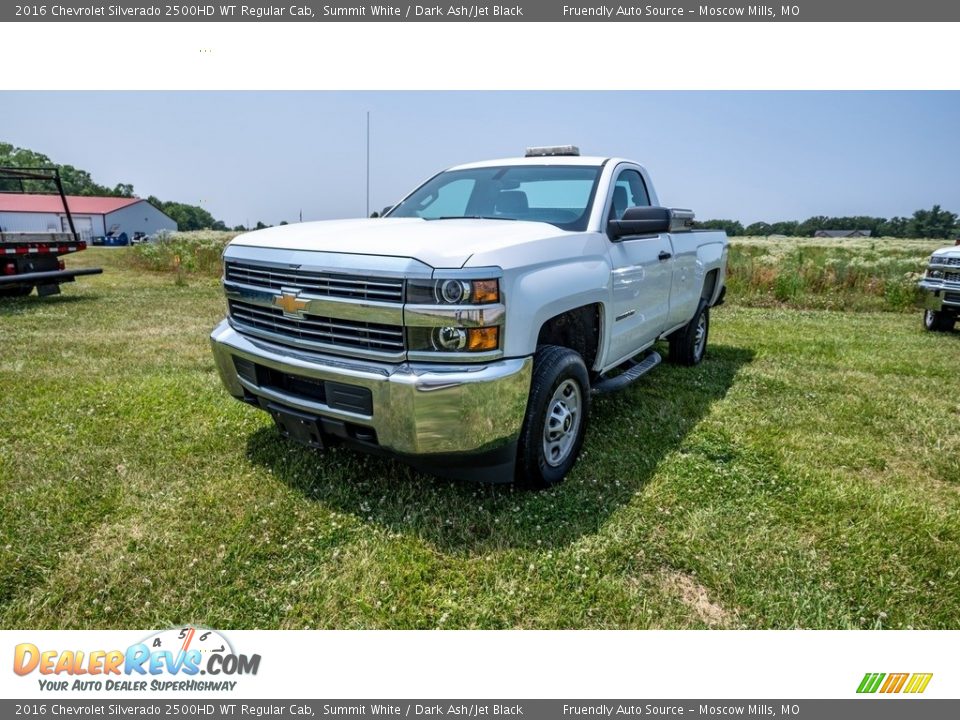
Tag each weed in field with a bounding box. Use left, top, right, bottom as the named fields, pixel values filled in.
left=126, top=231, right=236, bottom=277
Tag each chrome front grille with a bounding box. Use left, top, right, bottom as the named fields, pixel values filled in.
left=228, top=299, right=405, bottom=354
left=944, top=271, right=960, bottom=283
left=225, top=260, right=404, bottom=302
left=939, top=257, right=960, bottom=267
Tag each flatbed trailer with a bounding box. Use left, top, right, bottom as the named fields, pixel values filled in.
left=0, top=167, right=103, bottom=297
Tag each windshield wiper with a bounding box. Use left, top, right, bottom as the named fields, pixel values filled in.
left=429, top=215, right=518, bottom=221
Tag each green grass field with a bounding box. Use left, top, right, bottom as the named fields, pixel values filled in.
left=1, top=246, right=958, bottom=629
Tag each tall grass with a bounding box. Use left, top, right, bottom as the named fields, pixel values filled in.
left=126, top=231, right=948, bottom=313
left=727, top=236, right=945, bottom=312
left=125, top=230, right=236, bottom=277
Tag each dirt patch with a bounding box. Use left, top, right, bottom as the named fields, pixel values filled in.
left=658, top=569, right=731, bottom=627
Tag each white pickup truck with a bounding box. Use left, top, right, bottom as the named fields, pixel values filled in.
left=210, top=147, right=728, bottom=486
left=918, top=242, right=960, bottom=332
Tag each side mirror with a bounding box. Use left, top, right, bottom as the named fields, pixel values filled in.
left=381, top=205, right=394, bottom=217
left=607, top=206, right=671, bottom=240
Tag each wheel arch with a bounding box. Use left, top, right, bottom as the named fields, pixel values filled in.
left=701, top=268, right=720, bottom=302
left=695, top=240, right=727, bottom=306
left=535, top=303, right=605, bottom=372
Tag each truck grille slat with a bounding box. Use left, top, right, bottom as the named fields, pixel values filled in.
left=229, top=299, right=405, bottom=353
left=229, top=266, right=401, bottom=289
left=225, top=261, right=404, bottom=302
left=229, top=302, right=403, bottom=338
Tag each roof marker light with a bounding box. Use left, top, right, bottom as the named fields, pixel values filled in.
left=525, top=145, right=580, bottom=157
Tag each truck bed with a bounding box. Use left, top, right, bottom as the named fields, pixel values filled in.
left=0, top=231, right=76, bottom=245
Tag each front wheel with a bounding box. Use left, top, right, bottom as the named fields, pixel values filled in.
left=515, top=345, right=591, bottom=488
left=668, top=300, right=710, bottom=366
left=923, top=309, right=955, bottom=332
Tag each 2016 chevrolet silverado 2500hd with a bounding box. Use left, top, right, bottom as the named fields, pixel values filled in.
left=919, top=240, right=960, bottom=332
left=210, top=147, right=729, bottom=486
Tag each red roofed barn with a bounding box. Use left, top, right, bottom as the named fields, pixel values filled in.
left=0, top=193, right=177, bottom=243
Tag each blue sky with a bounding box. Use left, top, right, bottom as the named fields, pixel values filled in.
left=2, top=91, right=958, bottom=227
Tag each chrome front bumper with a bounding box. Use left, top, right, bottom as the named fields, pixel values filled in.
left=918, top=280, right=960, bottom=311
left=210, top=319, right=532, bottom=459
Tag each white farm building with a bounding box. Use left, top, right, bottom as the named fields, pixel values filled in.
left=0, top=193, right=177, bottom=243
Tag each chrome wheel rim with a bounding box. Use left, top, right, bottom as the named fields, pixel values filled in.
left=694, top=313, right=707, bottom=359
left=542, top=379, right=582, bottom=468
left=924, top=310, right=934, bottom=328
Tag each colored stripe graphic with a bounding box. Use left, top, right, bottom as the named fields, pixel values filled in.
left=857, top=672, right=932, bottom=694
left=857, top=673, right=885, bottom=693
left=880, top=673, right=909, bottom=693
left=904, top=673, right=933, bottom=694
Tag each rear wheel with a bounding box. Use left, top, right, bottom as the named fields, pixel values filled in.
left=668, top=300, right=710, bottom=366
left=515, top=345, right=591, bottom=488
left=923, top=309, right=955, bottom=332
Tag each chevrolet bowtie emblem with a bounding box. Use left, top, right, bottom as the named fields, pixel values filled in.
left=274, top=291, right=309, bottom=317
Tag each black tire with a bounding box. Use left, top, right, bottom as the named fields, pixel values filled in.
left=668, top=300, right=710, bottom=366
left=0, top=285, right=33, bottom=298
left=515, top=345, right=591, bottom=488
left=923, top=309, right=955, bottom=332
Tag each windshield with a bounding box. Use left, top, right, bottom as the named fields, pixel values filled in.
left=387, top=165, right=602, bottom=231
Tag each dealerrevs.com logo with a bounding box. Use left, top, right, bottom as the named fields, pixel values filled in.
left=13, top=627, right=261, bottom=693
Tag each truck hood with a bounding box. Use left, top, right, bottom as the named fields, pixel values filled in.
left=932, top=246, right=960, bottom=260
left=228, top=217, right=569, bottom=269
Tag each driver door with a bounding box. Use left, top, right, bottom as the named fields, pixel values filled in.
left=605, top=168, right=673, bottom=364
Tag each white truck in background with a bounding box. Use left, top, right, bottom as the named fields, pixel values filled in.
left=919, top=241, right=960, bottom=332
left=211, top=146, right=729, bottom=486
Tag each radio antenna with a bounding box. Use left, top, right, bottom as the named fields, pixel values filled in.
left=365, top=111, right=371, bottom=217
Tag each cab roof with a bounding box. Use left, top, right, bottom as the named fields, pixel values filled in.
left=448, top=155, right=614, bottom=171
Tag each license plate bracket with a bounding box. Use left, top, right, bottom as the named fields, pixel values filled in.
left=266, top=403, right=324, bottom=449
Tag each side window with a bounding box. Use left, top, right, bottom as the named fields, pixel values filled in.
left=415, top=178, right=476, bottom=219
left=608, top=169, right=651, bottom=221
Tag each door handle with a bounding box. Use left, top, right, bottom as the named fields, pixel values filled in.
left=658, top=251, right=672, bottom=261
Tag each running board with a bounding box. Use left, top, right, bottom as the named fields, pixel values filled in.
left=591, top=351, right=662, bottom=396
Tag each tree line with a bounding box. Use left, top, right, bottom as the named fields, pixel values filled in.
left=0, top=142, right=229, bottom=232
left=697, top=206, right=959, bottom=239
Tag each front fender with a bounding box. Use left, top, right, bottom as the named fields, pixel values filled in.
left=501, top=256, right=611, bottom=360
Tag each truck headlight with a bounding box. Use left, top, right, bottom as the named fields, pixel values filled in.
left=440, top=280, right=469, bottom=304
left=927, top=269, right=944, bottom=279
left=407, top=278, right=500, bottom=304
left=408, top=326, right=500, bottom=353
left=435, top=326, right=467, bottom=351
